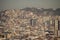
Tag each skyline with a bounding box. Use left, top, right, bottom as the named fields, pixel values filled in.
left=0, top=0, right=60, bottom=10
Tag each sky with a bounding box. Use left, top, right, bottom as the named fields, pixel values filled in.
left=0, top=0, right=60, bottom=10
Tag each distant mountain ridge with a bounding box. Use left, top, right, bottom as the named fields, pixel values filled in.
left=0, top=7, right=60, bottom=15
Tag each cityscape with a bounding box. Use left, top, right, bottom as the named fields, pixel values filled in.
left=0, top=8, right=60, bottom=40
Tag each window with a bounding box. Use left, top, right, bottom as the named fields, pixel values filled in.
left=0, top=34, right=4, bottom=38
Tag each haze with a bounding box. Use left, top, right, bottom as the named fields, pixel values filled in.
left=0, top=0, right=60, bottom=10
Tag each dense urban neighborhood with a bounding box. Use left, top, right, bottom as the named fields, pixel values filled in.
left=0, top=8, right=60, bottom=40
